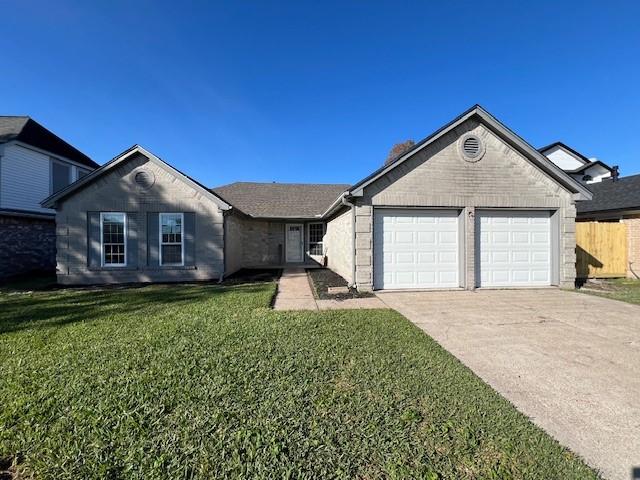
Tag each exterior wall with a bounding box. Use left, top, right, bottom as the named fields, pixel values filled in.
left=241, top=220, right=286, bottom=266
left=325, top=207, right=353, bottom=283
left=55, top=154, right=225, bottom=285
left=354, top=119, right=577, bottom=291
left=0, top=143, right=92, bottom=215
left=1, top=144, right=51, bottom=214
left=226, top=216, right=324, bottom=269
left=0, top=214, right=56, bottom=280
left=224, top=212, right=245, bottom=276
left=623, top=217, right=640, bottom=279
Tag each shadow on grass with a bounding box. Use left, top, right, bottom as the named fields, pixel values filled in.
left=0, top=283, right=271, bottom=335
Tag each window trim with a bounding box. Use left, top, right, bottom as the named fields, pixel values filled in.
left=100, top=212, right=127, bottom=267
left=308, top=222, right=325, bottom=256
left=159, top=212, right=185, bottom=266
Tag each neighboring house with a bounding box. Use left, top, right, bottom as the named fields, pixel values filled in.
left=42, top=105, right=592, bottom=290
left=576, top=174, right=640, bottom=278
left=0, top=116, right=99, bottom=280
left=539, top=141, right=617, bottom=184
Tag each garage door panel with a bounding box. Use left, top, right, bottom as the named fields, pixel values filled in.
left=374, top=209, right=460, bottom=290
left=478, top=211, right=551, bottom=287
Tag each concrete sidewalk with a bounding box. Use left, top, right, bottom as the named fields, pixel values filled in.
left=273, top=268, right=317, bottom=310
left=273, top=268, right=386, bottom=311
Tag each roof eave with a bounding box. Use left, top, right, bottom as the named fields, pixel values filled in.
left=349, top=105, right=592, bottom=200
left=41, top=145, right=232, bottom=210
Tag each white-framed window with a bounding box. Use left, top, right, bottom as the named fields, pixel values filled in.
left=101, top=212, right=127, bottom=266
left=308, top=223, right=324, bottom=256
left=160, top=213, right=184, bottom=266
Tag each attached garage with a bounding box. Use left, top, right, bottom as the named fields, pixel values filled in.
left=373, top=209, right=461, bottom=290
left=476, top=211, right=552, bottom=288
left=324, top=106, right=592, bottom=291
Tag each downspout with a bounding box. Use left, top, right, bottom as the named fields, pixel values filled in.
left=341, top=195, right=357, bottom=288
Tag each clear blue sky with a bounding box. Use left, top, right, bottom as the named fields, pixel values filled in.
left=4, top=1, right=640, bottom=185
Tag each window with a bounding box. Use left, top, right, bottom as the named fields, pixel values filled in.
left=52, top=160, right=71, bottom=193
left=309, top=223, right=324, bottom=256
left=77, top=168, right=91, bottom=179
left=101, top=213, right=126, bottom=266
left=160, top=213, right=184, bottom=266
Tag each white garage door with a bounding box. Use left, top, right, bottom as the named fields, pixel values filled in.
left=374, top=209, right=460, bottom=290
left=477, top=211, right=551, bottom=287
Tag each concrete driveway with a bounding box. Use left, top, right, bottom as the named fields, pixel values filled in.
left=376, top=289, right=640, bottom=480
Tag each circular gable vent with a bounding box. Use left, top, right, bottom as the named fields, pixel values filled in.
left=459, top=134, right=485, bottom=162
left=134, top=170, right=155, bottom=189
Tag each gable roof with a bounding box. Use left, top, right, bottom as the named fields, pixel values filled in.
left=41, top=145, right=231, bottom=210
left=343, top=105, right=592, bottom=202
left=0, top=116, right=98, bottom=169
left=538, top=141, right=590, bottom=164
left=577, top=175, right=640, bottom=215
left=212, top=182, right=349, bottom=218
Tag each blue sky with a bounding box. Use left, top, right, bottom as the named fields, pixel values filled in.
left=3, top=1, right=640, bottom=185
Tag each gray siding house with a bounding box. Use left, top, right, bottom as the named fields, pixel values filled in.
left=0, top=116, right=99, bottom=280
left=42, top=105, right=592, bottom=289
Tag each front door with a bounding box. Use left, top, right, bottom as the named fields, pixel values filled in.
left=285, top=224, right=303, bottom=263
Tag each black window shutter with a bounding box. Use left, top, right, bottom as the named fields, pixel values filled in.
left=88, top=212, right=101, bottom=268
left=147, top=213, right=159, bottom=267
left=184, top=212, right=196, bottom=266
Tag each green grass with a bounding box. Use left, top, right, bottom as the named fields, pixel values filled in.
left=0, top=282, right=598, bottom=479
left=580, top=278, right=640, bottom=305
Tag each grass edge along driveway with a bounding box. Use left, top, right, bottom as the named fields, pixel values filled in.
left=0, top=282, right=599, bottom=479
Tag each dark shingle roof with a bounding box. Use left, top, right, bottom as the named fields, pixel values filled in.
left=577, top=175, right=640, bottom=214
left=211, top=182, right=349, bottom=218
left=0, top=116, right=98, bottom=169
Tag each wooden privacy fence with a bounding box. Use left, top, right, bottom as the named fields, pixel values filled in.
left=576, top=222, right=627, bottom=278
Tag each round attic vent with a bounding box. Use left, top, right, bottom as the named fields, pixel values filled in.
left=459, top=134, right=485, bottom=162
left=134, top=170, right=155, bottom=189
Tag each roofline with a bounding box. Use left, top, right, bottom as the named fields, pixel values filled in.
left=6, top=139, right=99, bottom=171
left=565, top=160, right=613, bottom=174
left=538, top=141, right=591, bottom=164
left=41, top=145, right=232, bottom=210
left=0, top=208, right=55, bottom=220
left=347, top=105, right=592, bottom=201
left=577, top=207, right=640, bottom=217
left=0, top=117, right=99, bottom=169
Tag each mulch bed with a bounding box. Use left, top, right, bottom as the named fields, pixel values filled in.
left=307, top=268, right=374, bottom=300
left=223, top=269, right=282, bottom=285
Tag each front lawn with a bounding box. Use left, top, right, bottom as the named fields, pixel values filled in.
left=0, top=282, right=598, bottom=479
left=579, top=278, right=640, bottom=305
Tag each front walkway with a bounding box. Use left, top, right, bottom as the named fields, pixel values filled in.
left=273, top=268, right=385, bottom=310
left=273, top=268, right=317, bottom=310
left=376, top=288, right=640, bottom=480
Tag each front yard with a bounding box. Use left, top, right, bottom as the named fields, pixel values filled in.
left=0, top=281, right=598, bottom=479
left=579, top=278, right=640, bottom=305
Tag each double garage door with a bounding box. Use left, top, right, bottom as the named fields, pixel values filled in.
left=373, top=209, right=551, bottom=290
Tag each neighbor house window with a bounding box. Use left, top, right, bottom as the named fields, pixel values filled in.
left=160, top=213, right=184, bottom=266
left=51, top=160, right=72, bottom=193
left=309, top=223, right=324, bottom=256
left=101, top=212, right=126, bottom=266
left=77, top=168, right=91, bottom=179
